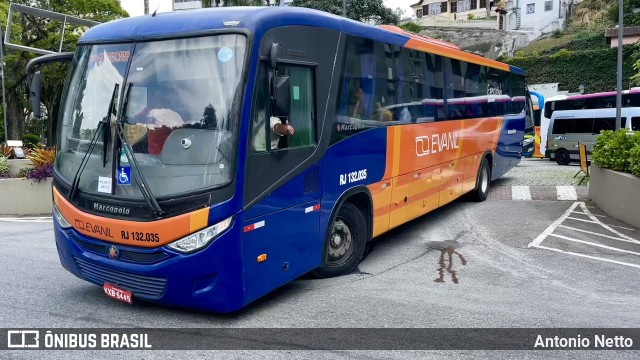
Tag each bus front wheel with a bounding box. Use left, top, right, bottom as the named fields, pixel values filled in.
left=312, top=202, right=367, bottom=278
left=555, top=149, right=571, bottom=165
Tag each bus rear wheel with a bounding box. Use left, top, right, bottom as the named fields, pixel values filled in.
left=555, top=149, right=571, bottom=165
left=470, top=157, right=491, bottom=202
left=312, top=202, right=367, bottom=278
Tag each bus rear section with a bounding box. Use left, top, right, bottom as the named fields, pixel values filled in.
left=546, top=108, right=640, bottom=165
left=36, top=7, right=528, bottom=313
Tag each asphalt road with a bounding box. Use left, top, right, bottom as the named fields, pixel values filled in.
left=1, top=160, right=639, bottom=359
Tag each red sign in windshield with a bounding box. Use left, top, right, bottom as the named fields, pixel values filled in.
left=91, top=51, right=130, bottom=63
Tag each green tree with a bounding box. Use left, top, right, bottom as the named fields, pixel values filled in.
left=610, top=0, right=640, bottom=27
left=201, top=0, right=223, bottom=7
left=0, top=0, right=128, bottom=144
left=399, top=22, right=422, bottom=33
left=291, top=0, right=399, bottom=24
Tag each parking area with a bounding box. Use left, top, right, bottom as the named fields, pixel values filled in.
left=528, top=202, right=640, bottom=269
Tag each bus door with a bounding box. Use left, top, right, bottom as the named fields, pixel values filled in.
left=242, top=27, right=340, bottom=303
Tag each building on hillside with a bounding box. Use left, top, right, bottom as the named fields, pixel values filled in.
left=503, top=0, right=572, bottom=32
left=411, top=0, right=573, bottom=33
left=605, top=26, right=640, bottom=48
left=173, top=0, right=292, bottom=11
left=411, top=0, right=497, bottom=21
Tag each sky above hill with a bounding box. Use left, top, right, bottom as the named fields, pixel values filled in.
left=120, top=0, right=415, bottom=18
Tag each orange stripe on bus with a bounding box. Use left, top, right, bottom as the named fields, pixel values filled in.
left=53, top=187, right=210, bottom=248
left=189, top=208, right=209, bottom=233
left=403, top=38, right=511, bottom=72
left=382, top=128, right=395, bottom=180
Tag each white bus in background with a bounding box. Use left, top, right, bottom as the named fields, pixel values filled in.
left=539, top=94, right=567, bottom=157
left=546, top=107, right=640, bottom=165
left=541, top=88, right=640, bottom=157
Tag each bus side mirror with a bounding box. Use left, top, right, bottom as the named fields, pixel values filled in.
left=30, top=71, right=42, bottom=118
left=271, top=75, right=291, bottom=117
left=270, top=43, right=280, bottom=70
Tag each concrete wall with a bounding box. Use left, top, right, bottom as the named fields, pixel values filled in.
left=419, top=27, right=533, bottom=59
left=520, top=0, right=562, bottom=28
left=588, top=165, right=640, bottom=229
left=0, top=178, right=52, bottom=215
left=610, top=35, right=640, bottom=48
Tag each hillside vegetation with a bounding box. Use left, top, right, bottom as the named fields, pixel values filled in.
left=501, top=0, right=640, bottom=93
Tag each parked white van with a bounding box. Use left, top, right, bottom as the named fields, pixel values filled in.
left=546, top=108, right=640, bottom=165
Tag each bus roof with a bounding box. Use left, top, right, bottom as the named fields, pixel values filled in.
left=551, top=107, right=640, bottom=119
left=564, top=88, right=640, bottom=101
left=79, top=6, right=522, bottom=74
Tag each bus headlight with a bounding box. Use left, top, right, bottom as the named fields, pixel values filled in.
left=166, top=216, right=233, bottom=253
left=523, top=137, right=534, bottom=146
left=53, top=204, right=72, bottom=229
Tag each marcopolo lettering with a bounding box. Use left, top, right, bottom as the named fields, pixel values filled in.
left=93, top=202, right=131, bottom=216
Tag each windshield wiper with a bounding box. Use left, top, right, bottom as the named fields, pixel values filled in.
left=114, top=83, right=165, bottom=217
left=69, top=84, right=119, bottom=200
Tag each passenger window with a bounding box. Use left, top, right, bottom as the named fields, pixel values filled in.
left=251, top=64, right=316, bottom=152
left=553, top=118, right=573, bottom=134
left=572, top=118, right=594, bottom=133
left=250, top=64, right=269, bottom=153
left=632, top=117, right=640, bottom=131
left=592, top=117, right=615, bottom=134
left=277, top=65, right=316, bottom=149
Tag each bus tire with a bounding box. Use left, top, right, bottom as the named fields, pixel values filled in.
left=555, top=149, right=571, bottom=165
left=470, top=157, right=491, bottom=202
left=312, top=202, right=367, bottom=278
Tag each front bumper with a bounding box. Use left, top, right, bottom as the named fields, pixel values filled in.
left=53, top=217, right=246, bottom=313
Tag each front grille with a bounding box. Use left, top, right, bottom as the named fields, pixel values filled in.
left=119, top=250, right=168, bottom=263
left=71, top=234, right=169, bottom=264
left=75, top=239, right=106, bottom=255
left=74, top=257, right=167, bottom=299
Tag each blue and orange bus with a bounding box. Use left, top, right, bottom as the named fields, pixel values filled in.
left=28, top=7, right=531, bottom=312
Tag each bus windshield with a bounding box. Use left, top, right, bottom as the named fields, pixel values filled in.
left=56, top=34, right=246, bottom=199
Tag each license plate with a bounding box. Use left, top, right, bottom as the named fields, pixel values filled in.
left=103, top=283, right=132, bottom=304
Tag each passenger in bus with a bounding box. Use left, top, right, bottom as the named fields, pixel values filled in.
left=374, top=102, right=393, bottom=122
left=131, top=106, right=184, bottom=155
left=252, top=111, right=295, bottom=151
left=352, top=85, right=366, bottom=119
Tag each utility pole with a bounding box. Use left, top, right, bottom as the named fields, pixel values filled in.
left=144, top=0, right=149, bottom=15
left=0, top=21, right=7, bottom=145
left=616, top=0, right=623, bottom=130
left=343, top=0, right=347, bottom=17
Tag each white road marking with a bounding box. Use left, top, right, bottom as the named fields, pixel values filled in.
left=556, top=186, right=578, bottom=201
left=527, top=202, right=580, bottom=248
left=558, top=225, right=640, bottom=245
left=549, top=233, right=640, bottom=256
left=533, top=244, right=640, bottom=269
left=607, top=224, right=637, bottom=231
left=511, top=186, right=531, bottom=200
left=572, top=211, right=606, bottom=218
left=566, top=216, right=598, bottom=224
left=578, top=203, right=639, bottom=242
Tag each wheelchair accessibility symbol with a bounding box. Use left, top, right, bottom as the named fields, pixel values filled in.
left=117, top=167, right=131, bottom=186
